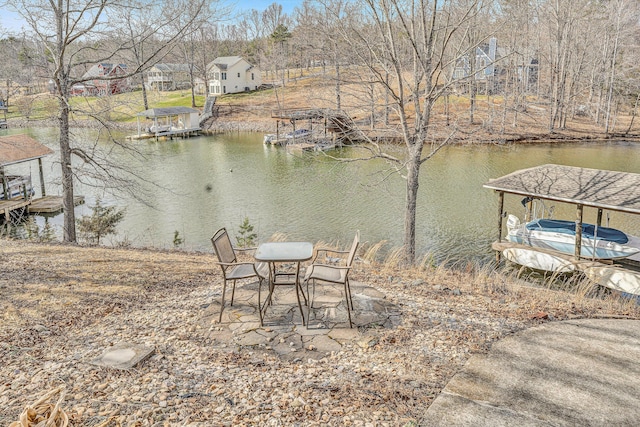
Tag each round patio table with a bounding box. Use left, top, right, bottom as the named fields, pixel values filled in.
left=254, top=241, right=313, bottom=325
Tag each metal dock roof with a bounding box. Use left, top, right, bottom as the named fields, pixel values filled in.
left=0, top=134, right=54, bottom=167
left=483, top=164, right=640, bottom=215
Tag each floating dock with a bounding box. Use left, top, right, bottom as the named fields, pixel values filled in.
left=1, top=195, right=85, bottom=223
left=128, top=127, right=201, bottom=140
left=28, top=195, right=85, bottom=214
left=0, top=198, right=31, bottom=220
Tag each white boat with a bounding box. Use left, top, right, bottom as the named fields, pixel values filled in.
left=502, top=247, right=576, bottom=273
left=583, top=265, right=640, bottom=296
left=506, top=214, right=640, bottom=260
left=0, top=175, right=34, bottom=200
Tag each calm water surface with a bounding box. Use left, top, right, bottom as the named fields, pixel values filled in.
left=4, top=128, right=640, bottom=264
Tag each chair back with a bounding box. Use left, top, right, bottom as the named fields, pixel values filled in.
left=346, top=230, right=360, bottom=267
left=211, top=228, right=237, bottom=265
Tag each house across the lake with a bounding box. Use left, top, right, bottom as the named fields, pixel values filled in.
left=146, top=63, right=192, bottom=91
left=207, top=56, right=261, bottom=95
left=71, top=63, right=129, bottom=96
left=453, top=38, right=538, bottom=93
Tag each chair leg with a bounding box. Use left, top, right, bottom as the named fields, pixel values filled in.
left=343, top=279, right=353, bottom=328
left=310, top=279, right=316, bottom=308
left=230, top=280, right=237, bottom=306
left=257, top=277, right=264, bottom=326
left=218, top=281, right=228, bottom=323
left=305, top=279, right=310, bottom=307
left=346, top=277, right=354, bottom=310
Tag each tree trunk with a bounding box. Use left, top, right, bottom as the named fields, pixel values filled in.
left=334, top=47, right=341, bottom=110
left=469, top=79, right=476, bottom=124
left=59, top=89, right=76, bottom=242
left=142, top=77, right=149, bottom=110
left=403, top=146, right=421, bottom=263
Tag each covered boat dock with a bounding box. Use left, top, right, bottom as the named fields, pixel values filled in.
left=0, top=134, right=84, bottom=222
left=134, top=107, right=201, bottom=140
left=266, top=108, right=362, bottom=148
left=484, top=164, right=640, bottom=293
left=485, top=164, right=640, bottom=255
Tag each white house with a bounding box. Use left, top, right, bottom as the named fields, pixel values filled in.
left=207, top=56, right=261, bottom=95
left=146, top=63, right=191, bottom=91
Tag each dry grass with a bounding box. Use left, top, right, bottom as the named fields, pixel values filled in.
left=1, top=238, right=638, bottom=425
left=357, top=245, right=640, bottom=322
left=209, top=69, right=640, bottom=142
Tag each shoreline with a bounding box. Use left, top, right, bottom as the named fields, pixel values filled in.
left=6, top=116, right=640, bottom=146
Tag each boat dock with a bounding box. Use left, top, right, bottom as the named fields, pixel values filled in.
left=133, top=107, right=202, bottom=141
left=29, top=195, right=85, bottom=213
left=1, top=195, right=85, bottom=222
left=267, top=108, right=363, bottom=151
left=128, top=127, right=201, bottom=140
left=0, top=198, right=31, bottom=221
left=485, top=164, right=640, bottom=296
left=1, top=134, right=85, bottom=224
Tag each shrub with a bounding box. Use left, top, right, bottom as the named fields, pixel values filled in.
left=77, top=197, right=125, bottom=245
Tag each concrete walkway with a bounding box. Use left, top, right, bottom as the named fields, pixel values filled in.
left=422, top=318, right=640, bottom=426
left=202, top=280, right=402, bottom=360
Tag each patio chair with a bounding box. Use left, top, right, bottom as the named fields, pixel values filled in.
left=211, top=227, right=268, bottom=324
left=303, top=231, right=360, bottom=328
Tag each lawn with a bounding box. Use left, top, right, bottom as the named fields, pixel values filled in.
left=5, top=89, right=207, bottom=124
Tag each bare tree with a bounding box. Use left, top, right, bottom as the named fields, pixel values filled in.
left=324, top=0, right=487, bottom=263
left=599, top=0, right=640, bottom=134
left=5, top=0, right=205, bottom=243
left=539, top=0, right=594, bottom=131
left=114, top=1, right=165, bottom=110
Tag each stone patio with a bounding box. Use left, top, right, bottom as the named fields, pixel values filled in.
left=202, top=280, right=402, bottom=359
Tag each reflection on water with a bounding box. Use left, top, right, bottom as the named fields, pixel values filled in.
left=3, top=127, right=640, bottom=264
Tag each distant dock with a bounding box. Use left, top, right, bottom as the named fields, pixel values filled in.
left=128, top=127, right=201, bottom=141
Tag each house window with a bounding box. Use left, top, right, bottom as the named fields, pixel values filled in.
left=251, top=73, right=254, bottom=80
left=237, top=72, right=241, bottom=78
left=223, top=86, right=226, bottom=93
left=221, top=72, right=227, bottom=80
left=213, top=72, right=219, bottom=80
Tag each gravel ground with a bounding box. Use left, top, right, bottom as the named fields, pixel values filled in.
left=1, top=239, right=638, bottom=426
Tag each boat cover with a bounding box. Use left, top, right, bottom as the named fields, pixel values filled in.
left=526, top=219, right=629, bottom=244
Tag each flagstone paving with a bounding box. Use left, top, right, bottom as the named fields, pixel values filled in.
left=202, top=280, right=402, bottom=360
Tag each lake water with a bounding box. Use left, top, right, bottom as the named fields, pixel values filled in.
left=3, top=127, right=640, bottom=264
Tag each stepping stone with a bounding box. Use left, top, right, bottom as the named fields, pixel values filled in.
left=234, top=330, right=269, bottom=346
left=91, top=342, right=154, bottom=370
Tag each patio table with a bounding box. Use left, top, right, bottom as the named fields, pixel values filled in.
left=254, top=241, right=313, bottom=325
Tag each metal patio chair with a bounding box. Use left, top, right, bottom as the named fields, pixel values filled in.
left=211, top=227, right=268, bottom=324
left=303, top=231, right=360, bottom=328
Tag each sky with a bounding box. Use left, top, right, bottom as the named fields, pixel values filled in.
left=0, top=1, right=302, bottom=34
